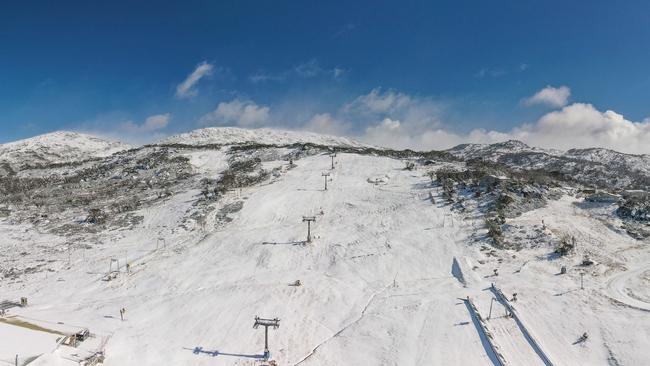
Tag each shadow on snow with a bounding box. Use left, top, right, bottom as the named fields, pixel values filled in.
left=183, top=346, right=265, bottom=359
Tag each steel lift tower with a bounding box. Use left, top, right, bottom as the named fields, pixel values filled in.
left=253, top=316, right=280, bottom=359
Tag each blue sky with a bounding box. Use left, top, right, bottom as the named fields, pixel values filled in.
left=1, top=1, right=650, bottom=152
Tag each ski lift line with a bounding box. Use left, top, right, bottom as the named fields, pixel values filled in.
left=490, top=284, right=555, bottom=366
left=463, top=297, right=508, bottom=366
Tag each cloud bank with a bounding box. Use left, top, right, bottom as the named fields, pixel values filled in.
left=80, top=113, right=172, bottom=145
left=358, top=102, right=650, bottom=154
left=199, top=99, right=271, bottom=127
left=194, top=87, right=650, bottom=155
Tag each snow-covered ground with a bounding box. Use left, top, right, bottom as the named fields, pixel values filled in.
left=0, top=131, right=128, bottom=173
left=1, top=149, right=649, bottom=365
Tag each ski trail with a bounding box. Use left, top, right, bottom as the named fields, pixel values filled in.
left=293, top=285, right=390, bottom=366
left=606, top=264, right=650, bottom=312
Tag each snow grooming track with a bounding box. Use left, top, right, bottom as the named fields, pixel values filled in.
left=606, top=264, right=650, bottom=312
left=463, top=297, right=507, bottom=366
left=490, top=284, right=555, bottom=366
left=292, top=284, right=391, bottom=366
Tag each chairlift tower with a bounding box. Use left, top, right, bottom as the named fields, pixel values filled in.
left=109, top=258, right=120, bottom=273
left=302, top=216, right=316, bottom=242
left=322, top=172, right=330, bottom=190
left=330, top=153, right=337, bottom=169
left=253, top=316, right=280, bottom=359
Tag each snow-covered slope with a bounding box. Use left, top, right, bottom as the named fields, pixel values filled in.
left=1, top=129, right=650, bottom=365
left=159, top=127, right=370, bottom=148
left=0, top=131, right=128, bottom=172
left=447, top=140, right=650, bottom=189
left=447, top=140, right=559, bottom=161
left=564, top=147, right=650, bottom=175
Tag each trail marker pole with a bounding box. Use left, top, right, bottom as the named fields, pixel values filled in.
left=580, top=272, right=584, bottom=290
left=253, top=316, right=280, bottom=360
left=302, top=216, right=316, bottom=243
left=322, top=172, right=330, bottom=191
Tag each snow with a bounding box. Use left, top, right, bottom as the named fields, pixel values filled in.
left=0, top=131, right=128, bottom=172
left=1, top=133, right=649, bottom=365
left=0, top=322, right=60, bottom=364
left=159, top=127, right=370, bottom=148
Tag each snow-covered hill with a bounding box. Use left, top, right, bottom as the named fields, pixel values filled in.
left=0, top=128, right=649, bottom=365
left=0, top=131, right=128, bottom=174
left=447, top=140, right=650, bottom=189
left=159, top=127, right=370, bottom=148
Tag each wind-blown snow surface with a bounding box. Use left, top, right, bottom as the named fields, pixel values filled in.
left=159, top=127, right=370, bottom=148
left=0, top=131, right=127, bottom=172
left=1, top=150, right=649, bottom=365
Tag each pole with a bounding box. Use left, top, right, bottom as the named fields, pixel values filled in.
left=322, top=172, right=330, bottom=190
left=302, top=216, right=316, bottom=243
left=488, top=297, right=495, bottom=320
left=580, top=272, right=584, bottom=290
left=307, top=221, right=311, bottom=242
left=331, top=154, right=336, bottom=169
left=264, top=326, right=269, bottom=355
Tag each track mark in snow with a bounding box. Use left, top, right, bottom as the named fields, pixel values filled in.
left=606, top=264, right=650, bottom=312
left=293, top=285, right=390, bottom=366
left=605, top=344, right=622, bottom=366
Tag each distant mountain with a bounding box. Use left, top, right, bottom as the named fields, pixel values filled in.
left=447, top=140, right=650, bottom=189
left=0, top=131, right=128, bottom=174
left=158, top=127, right=369, bottom=148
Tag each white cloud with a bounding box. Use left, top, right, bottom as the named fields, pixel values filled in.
left=333, top=67, right=346, bottom=79
left=344, top=88, right=412, bottom=115
left=333, top=23, right=356, bottom=38
left=357, top=101, right=650, bottom=154
left=199, top=99, right=270, bottom=127
left=249, top=72, right=285, bottom=83
left=342, top=88, right=445, bottom=136
left=476, top=67, right=507, bottom=78
left=360, top=118, right=507, bottom=151
left=141, top=113, right=171, bottom=131
left=79, top=113, right=172, bottom=144
left=294, top=59, right=322, bottom=78
left=249, top=59, right=344, bottom=83
left=523, top=85, right=571, bottom=108
left=513, top=103, right=650, bottom=153
left=188, top=88, right=650, bottom=155
left=119, top=113, right=171, bottom=133
left=303, top=113, right=349, bottom=135
left=175, top=61, right=214, bottom=99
